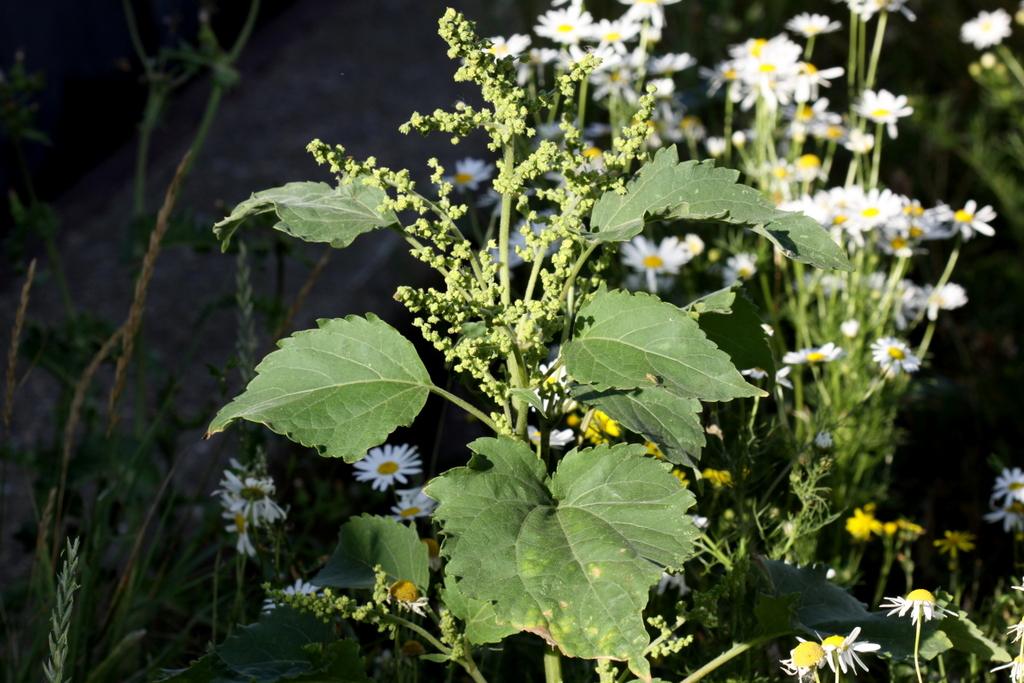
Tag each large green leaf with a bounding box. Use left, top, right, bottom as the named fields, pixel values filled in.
left=570, top=384, right=705, bottom=467
left=586, top=147, right=852, bottom=271
left=756, top=558, right=1008, bottom=663
left=217, top=608, right=338, bottom=681
left=214, top=181, right=397, bottom=251
left=426, top=438, right=699, bottom=682
left=314, top=514, right=430, bottom=591
left=441, top=576, right=519, bottom=645
left=563, top=289, right=763, bottom=402
left=695, top=288, right=775, bottom=379
left=207, top=315, right=432, bottom=462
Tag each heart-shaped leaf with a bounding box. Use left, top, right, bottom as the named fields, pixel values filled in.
left=426, top=437, right=699, bottom=682
left=314, top=514, right=430, bottom=591
left=207, top=315, right=432, bottom=462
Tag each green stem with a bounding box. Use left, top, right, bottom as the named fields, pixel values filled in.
left=498, top=141, right=516, bottom=307
left=381, top=614, right=451, bottom=656
left=680, top=636, right=775, bottom=683
left=864, top=11, right=888, bottom=92
left=914, top=617, right=924, bottom=683
left=915, top=236, right=961, bottom=359
left=868, top=122, right=883, bottom=190
left=428, top=385, right=498, bottom=433
left=543, top=646, right=563, bottom=683
left=997, top=44, right=1024, bottom=91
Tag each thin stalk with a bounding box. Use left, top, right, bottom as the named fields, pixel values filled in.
left=680, top=636, right=776, bottom=683
left=498, top=141, right=516, bottom=306
left=868, top=122, right=883, bottom=190
left=997, top=44, right=1024, bottom=90
left=428, top=385, right=498, bottom=433
left=913, top=617, right=924, bottom=683
left=864, top=11, right=888, bottom=92
left=915, top=237, right=961, bottom=359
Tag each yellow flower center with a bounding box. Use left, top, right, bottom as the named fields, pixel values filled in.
left=807, top=352, right=826, bottom=362
left=604, top=32, right=622, bottom=41
left=833, top=214, right=847, bottom=225
left=759, top=63, right=777, bottom=73
left=905, top=204, right=924, bottom=217
left=240, top=485, right=267, bottom=501
left=454, top=172, right=473, bottom=184
left=871, top=108, right=891, bottom=118
left=643, top=255, right=665, bottom=268
left=906, top=589, right=936, bottom=603
left=821, top=635, right=846, bottom=649
left=750, top=38, right=768, bottom=57
left=862, top=207, right=880, bottom=218
left=377, top=461, right=400, bottom=475
left=725, top=68, right=738, bottom=80
left=888, top=347, right=906, bottom=360
left=1011, top=501, right=1024, bottom=514
left=801, top=62, right=819, bottom=75
left=826, top=125, right=844, bottom=139
left=583, top=146, right=602, bottom=158
left=890, top=237, right=908, bottom=250
left=557, top=23, right=574, bottom=33
left=389, top=580, right=421, bottom=603
left=792, top=641, right=826, bottom=667
left=797, top=154, right=821, bottom=169
left=738, top=267, right=753, bottom=278
left=681, top=115, right=702, bottom=130
left=1011, top=483, right=1024, bottom=490
left=796, top=104, right=813, bottom=121
left=955, top=209, right=974, bottom=222
left=234, top=513, right=246, bottom=533
left=400, top=507, right=421, bottom=518
left=420, top=537, right=440, bottom=558
left=909, top=226, right=923, bottom=237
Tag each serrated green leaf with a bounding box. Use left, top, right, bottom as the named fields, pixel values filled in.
left=216, top=608, right=337, bottom=681
left=207, top=315, right=432, bottom=462
left=313, top=514, right=429, bottom=591
left=509, top=388, right=546, bottom=416
left=294, top=640, right=374, bottom=682
left=586, top=147, right=852, bottom=271
left=934, top=592, right=1010, bottom=662
left=753, top=592, right=800, bottom=639
left=441, top=576, right=519, bottom=645
left=684, top=287, right=735, bottom=315
left=695, top=288, right=775, bottom=379
left=426, top=438, right=699, bottom=682
left=570, top=383, right=705, bottom=467
left=214, top=181, right=396, bottom=251
left=563, top=289, right=764, bottom=402
left=757, top=558, right=953, bottom=662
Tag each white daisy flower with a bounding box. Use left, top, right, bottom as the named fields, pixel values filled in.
left=843, top=128, right=875, bottom=154
left=387, top=580, right=430, bottom=617
left=648, top=52, right=697, bottom=75
left=961, top=9, right=1013, bottom=50
left=881, top=589, right=957, bottom=625
left=223, top=511, right=257, bottom=557
left=780, top=640, right=827, bottom=679
left=986, top=500, right=1024, bottom=533
left=705, top=136, right=727, bottom=157
left=589, top=17, right=641, bottom=54
left=263, top=578, right=319, bottom=612
left=446, top=157, right=494, bottom=192
left=485, top=34, right=532, bottom=60
left=992, top=467, right=1024, bottom=506
left=722, top=252, right=758, bottom=286
left=618, top=0, right=682, bottom=30
left=990, top=657, right=1024, bottom=682
left=391, top=487, right=438, bottom=522
left=741, top=367, right=769, bottom=380
left=786, top=13, right=842, bottom=37
left=814, top=431, right=833, bottom=449
left=527, top=425, right=575, bottom=449
left=353, top=444, right=422, bottom=491
left=870, top=337, right=921, bottom=376
left=775, top=365, right=794, bottom=389
left=783, top=342, right=846, bottom=365
left=854, top=89, right=913, bottom=138
left=793, top=62, right=844, bottom=103
left=840, top=319, right=860, bottom=338
left=926, top=283, right=967, bottom=320
left=215, top=469, right=287, bottom=526
left=621, top=235, right=692, bottom=293
left=952, top=199, right=997, bottom=240
left=535, top=4, right=594, bottom=45
left=821, top=627, right=881, bottom=674
left=656, top=572, right=691, bottom=596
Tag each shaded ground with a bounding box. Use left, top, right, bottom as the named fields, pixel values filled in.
left=0, top=0, right=501, bottom=585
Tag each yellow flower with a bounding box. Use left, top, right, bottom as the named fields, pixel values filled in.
left=897, top=518, right=924, bottom=540
left=846, top=504, right=884, bottom=542
left=933, top=530, right=976, bottom=560
left=702, top=468, right=734, bottom=488
left=671, top=469, right=690, bottom=486
left=883, top=521, right=899, bottom=537
left=584, top=410, right=621, bottom=444
left=645, top=441, right=665, bottom=458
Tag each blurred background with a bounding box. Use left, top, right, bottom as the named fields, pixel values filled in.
left=1, top=0, right=1021, bottom=679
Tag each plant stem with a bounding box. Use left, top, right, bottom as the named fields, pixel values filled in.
left=913, top=617, right=924, bottom=683
left=543, top=645, right=563, bottom=683
left=428, top=385, right=499, bottom=433
left=680, top=636, right=774, bottom=683
left=498, top=141, right=515, bottom=307
left=864, top=11, right=888, bottom=92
